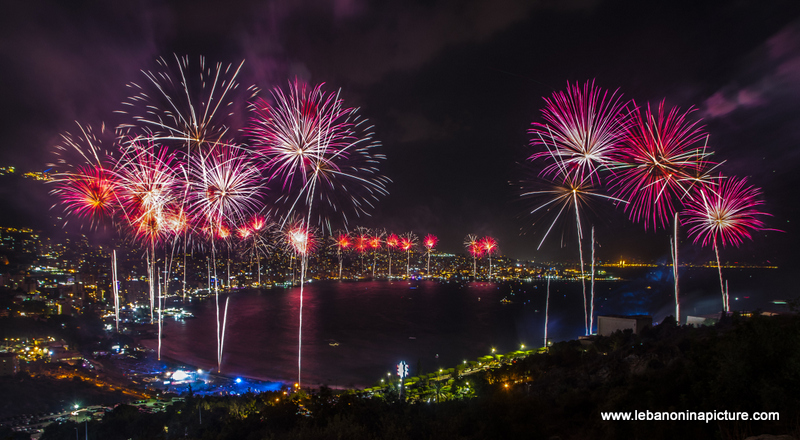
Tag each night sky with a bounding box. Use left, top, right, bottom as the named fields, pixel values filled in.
left=1, top=0, right=799, bottom=267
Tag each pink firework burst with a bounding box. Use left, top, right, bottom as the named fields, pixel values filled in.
left=529, top=80, right=630, bottom=184
left=53, top=165, right=119, bottom=226
left=464, top=234, right=483, bottom=278
left=683, top=175, right=770, bottom=248
left=612, top=101, right=715, bottom=230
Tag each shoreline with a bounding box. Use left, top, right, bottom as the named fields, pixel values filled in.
left=136, top=338, right=289, bottom=392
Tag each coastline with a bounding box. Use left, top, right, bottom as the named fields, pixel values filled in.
left=137, top=337, right=288, bottom=393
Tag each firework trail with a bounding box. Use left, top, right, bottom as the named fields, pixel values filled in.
left=589, top=226, right=595, bottom=334
left=283, top=222, right=318, bottom=388
left=114, top=141, right=180, bottom=329
left=112, top=250, right=120, bottom=332
left=683, top=175, right=771, bottom=312
left=529, top=80, right=630, bottom=184
left=464, top=235, right=482, bottom=279
left=185, top=144, right=263, bottom=372
left=544, top=277, right=550, bottom=348
left=238, top=214, right=274, bottom=287
left=248, top=80, right=388, bottom=386
left=118, top=54, right=258, bottom=155
left=332, top=231, right=351, bottom=280
left=369, top=230, right=384, bottom=278
left=400, top=232, right=417, bottom=278
left=478, top=237, right=498, bottom=279
left=522, top=149, right=627, bottom=335
left=353, top=227, right=370, bottom=277
left=423, top=234, right=438, bottom=277
left=386, top=233, right=399, bottom=278
left=670, top=212, right=680, bottom=322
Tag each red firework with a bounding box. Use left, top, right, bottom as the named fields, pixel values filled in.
left=335, top=232, right=351, bottom=250
left=386, top=233, right=400, bottom=249
left=187, top=144, right=264, bottom=228
left=424, top=234, right=438, bottom=250
left=479, top=236, right=498, bottom=256
left=400, top=236, right=414, bottom=252
left=354, top=233, right=370, bottom=254
left=612, top=101, right=715, bottom=230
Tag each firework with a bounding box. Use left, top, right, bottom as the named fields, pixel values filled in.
left=478, top=237, right=498, bottom=279
left=286, top=223, right=318, bottom=256
left=589, top=226, right=595, bottom=334
left=113, top=141, right=182, bottom=329
left=52, top=165, right=119, bottom=226
left=283, top=222, right=318, bottom=387
left=399, top=233, right=417, bottom=278
left=247, top=80, right=389, bottom=231
left=522, top=147, right=627, bottom=335
left=683, top=175, right=770, bottom=311
left=248, top=80, right=388, bottom=386
left=352, top=227, right=370, bottom=277
left=242, top=214, right=274, bottom=286
left=386, top=233, right=400, bottom=278
left=332, top=231, right=352, bottom=279
left=50, top=123, right=121, bottom=228
left=369, top=230, right=384, bottom=278
left=612, top=101, right=714, bottom=230
left=186, top=144, right=264, bottom=227
left=529, top=80, right=630, bottom=184
left=185, top=144, right=263, bottom=372
left=114, top=141, right=181, bottom=246
left=670, top=212, right=680, bottom=323
left=464, top=234, right=482, bottom=278
left=423, top=234, right=438, bottom=276
left=112, top=250, right=120, bottom=332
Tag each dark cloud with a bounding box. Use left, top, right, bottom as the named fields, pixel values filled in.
left=702, top=19, right=800, bottom=119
